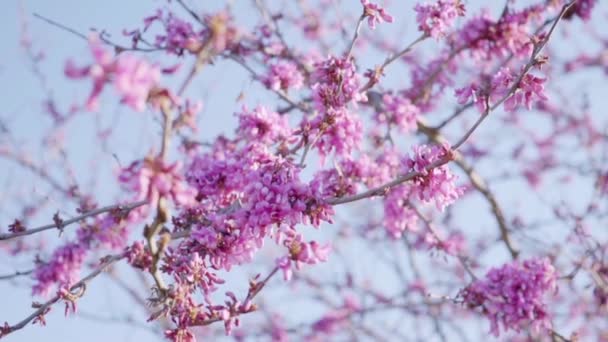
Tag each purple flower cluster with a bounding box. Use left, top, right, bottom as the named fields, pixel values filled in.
left=276, top=230, right=331, bottom=281
left=461, top=258, right=557, bottom=336
left=360, top=0, right=394, bottom=30
left=119, top=156, right=196, bottom=209
left=404, top=144, right=462, bottom=211
left=236, top=106, right=292, bottom=144
left=262, top=61, right=304, bottom=92
left=415, top=0, right=465, bottom=39
left=458, top=7, right=542, bottom=61
left=33, top=243, right=87, bottom=296
left=491, top=68, right=548, bottom=112
left=383, top=185, right=419, bottom=239
left=379, top=93, right=420, bottom=133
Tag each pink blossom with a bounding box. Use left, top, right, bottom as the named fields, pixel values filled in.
left=504, top=74, right=548, bottom=112
left=379, top=93, right=420, bottom=132
left=454, top=83, right=488, bottom=113
left=113, top=54, right=161, bottom=112
left=415, top=0, right=465, bottom=39
left=383, top=185, right=419, bottom=239
left=310, top=158, right=363, bottom=198
left=125, top=241, right=153, bottom=271
left=65, top=35, right=160, bottom=112
left=310, top=108, right=364, bottom=160
left=64, top=35, right=114, bottom=111
left=404, top=144, right=462, bottom=211
left=361, top=0, right=394, bottom=30
left=461, top=258, right=557, bottom=336
left=236, top=106, right=292, bottom=144
left=277, top=231, right=331, bottom=281
left=263, top=61, right=304, bottom=92
left=312, top=55, right=366, bottom=111
left=119, top=156, right=196, bottom=208
left=33, top=243, right=88, bottom=296
left=569, top=0, right=597, bottom=21
left=165, top=328, right=196, bottom=342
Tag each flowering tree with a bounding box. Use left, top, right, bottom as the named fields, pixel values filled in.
left=1, top=0, right=607, bottom=341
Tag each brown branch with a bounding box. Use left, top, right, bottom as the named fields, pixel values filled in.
left=0, top=269, right=33, bottom=281
left=0, top=201, right=147, bottom=241
left=2, top=254, right=124, bottom=338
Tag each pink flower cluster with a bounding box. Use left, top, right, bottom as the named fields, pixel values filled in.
left=492, top=68, right=547, bottom=112
left=119, top=156, right=196, bottom=208
left=458, top=7, right=541, bottom=61
left=125, top=241, right=153, bottom=271
left=379, top=93, right=420, bottom=133
left=461, top=258, right=557, bottom=336
left=32, top=243, right=87, bottom=296
left=236, top=106, right=292, bottom=144
left=276, top=232, right=331, bottom=281
left=262, top=61, right=304, bottom=92
left=140, top=9, right=239, bottom=55
left=312, top=56, right=366, bottom=111
left=415, top=0, right=465, bottom=39
left=310, top=158, right=363, bottom=199
left=360, top=0, right=394, bottom=30
left=455, top=82, right=488, bottom=113
left=456, top=68, right=548, bottom=113
left=65, top=36, right=160, bottom=111
left=308, top=108, right=364, bottom=160
left=142, top=10, right=202, bottom=55
left=404, top=144, right=462, bottom=211
left=383, top=185, right=419, bottom=239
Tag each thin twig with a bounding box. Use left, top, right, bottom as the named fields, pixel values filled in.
left=0, top=201, right=147, bottom=241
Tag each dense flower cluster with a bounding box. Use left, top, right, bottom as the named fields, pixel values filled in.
left=236, top=106, right=292, bottom=144
left=262, top=61, right=304, bottom=92
left=461, top=258, right=557, bottom=336
left=404, top=144, right=462, bottom=211
left=378, top=93, right=420, bottom=132
left=32, top=243, right=87, bottom=296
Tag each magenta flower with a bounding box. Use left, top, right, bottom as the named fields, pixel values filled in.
left=236, top=106, right=292, bottom=144
left=415, top=0, right=465, bottom=39
left=119, top=156, right=196, bottom=208
left=404, top=144, right=462, bottom=211
left=570, top=0, right=597, bottom=21
left=65, top=35, right=161, bottom=112
left=113, top=54, right=161, bottom=112
left=461, top=258, right=557, bottom=336
left=311, top=108, right=364, bottom=160
left=263, top=61, right=304, bottom=92
left=125, top=241, right=153, bottom=271
left=383, top=185, right=420, bottom=239
left=380, top=93, right=420, bottom=133
left=361, top=0, right=394, bottom=30
left=454, top=83, right=488, bottom=113
left=64, top=35, right=114, bottom=111
left=277, top=231, right=331, bottom=281
left=504, top=74, right=548, bottom=112
left=33, top=243, right=88, bottom=296
left=312, top=55, right=366, bottom=111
